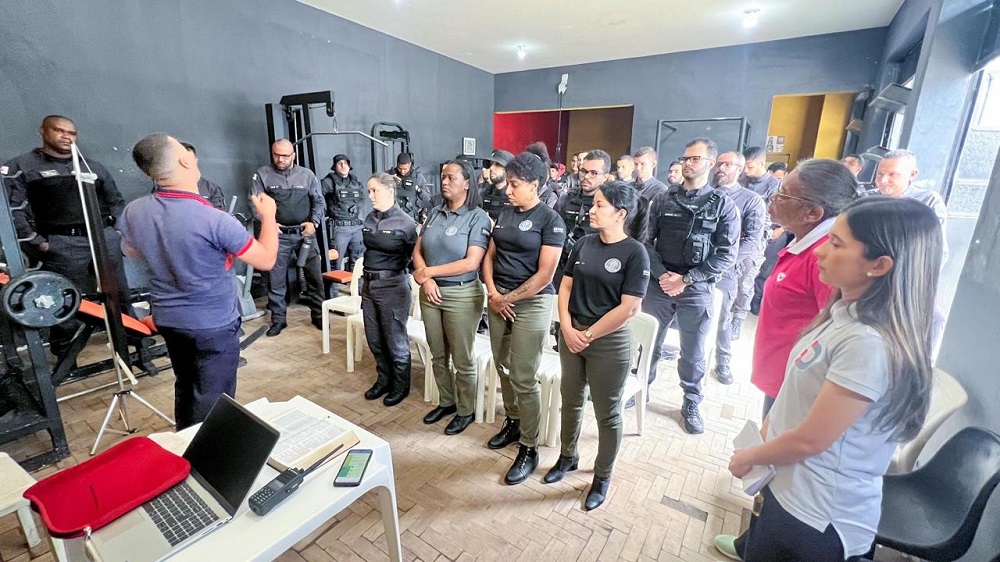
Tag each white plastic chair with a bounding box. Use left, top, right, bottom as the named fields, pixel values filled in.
left=321, top=257, right=363, bottom=354
left=621, top=312, right=659, bottom=436
left=889, top=368, right=968, bottom=473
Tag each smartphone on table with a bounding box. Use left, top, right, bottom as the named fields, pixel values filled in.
left=334, top=449, right=373, bottom=487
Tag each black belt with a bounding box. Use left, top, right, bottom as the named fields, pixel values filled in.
left=332, top=219, right=362, bottom=227
left=436, top=279, right=477, bottom=287
left=38, top=224, right=90, bottom=237
left=279, top=225, right=303, bottom=234
left=363, top=270, right=404, bottom=281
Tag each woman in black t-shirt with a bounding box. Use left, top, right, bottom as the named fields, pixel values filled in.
left=544, top=181, right=650, bottom=511
left=482, top=152, right=566, bottom=486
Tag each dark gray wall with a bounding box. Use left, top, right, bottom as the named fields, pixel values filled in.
left=0, top=0, right=494, bottom=205
left=495, top=29, right=887, bottom=163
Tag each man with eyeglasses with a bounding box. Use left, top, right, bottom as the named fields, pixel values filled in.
left=642, top=138, right=740, bottom=434
left=710, top=152, right=767, bottom=385
left=555, top=150, right=610, bottom=286
left=251, top=138, right=326, bottom=336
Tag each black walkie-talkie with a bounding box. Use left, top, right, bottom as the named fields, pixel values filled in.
left=248, top=444, right=345, bottom=516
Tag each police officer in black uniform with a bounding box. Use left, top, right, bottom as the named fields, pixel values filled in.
left=251, top=139, right=325, bottom=336
left=321, top=153, right=369, bottom=271
left=642, top=138, right=740, bottom=435
left=3, top=115, right=130, bottom=355
left=179, top=142, right=226, bottom=210
left=710, top=152, right=767, bottom=385
left=629, top=146, right=670, bottom=242
left=388, top=152, right=432, bottom=224
left=361, top=172, right=418, bottom=407
left=480, top=149, right=514, bottom=221
left=554, top=149, right=609, bottom=287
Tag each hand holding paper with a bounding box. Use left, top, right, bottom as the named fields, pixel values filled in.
left=732, top=420, right=776, bottom=496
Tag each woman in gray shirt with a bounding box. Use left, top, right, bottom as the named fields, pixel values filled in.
left=716, top=197, right=942, bottom=561
left=412, top=160, right=491, bottom=435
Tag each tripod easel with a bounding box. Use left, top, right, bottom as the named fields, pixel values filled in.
left=68, top=143, right=175, bottom=455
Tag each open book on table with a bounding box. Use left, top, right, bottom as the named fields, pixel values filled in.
left=265, top=404, right=360, bottom=472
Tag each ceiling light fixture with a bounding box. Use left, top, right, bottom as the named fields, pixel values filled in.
left=516, top=45, right=527, bottom=60
left=743, top=8, right=760, bottom=28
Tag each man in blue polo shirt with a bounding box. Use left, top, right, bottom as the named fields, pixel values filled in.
left=122, top=133, right=278, bottom=429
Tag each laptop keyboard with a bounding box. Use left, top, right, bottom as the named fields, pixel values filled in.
left=142, top=481, right=221, bottom=546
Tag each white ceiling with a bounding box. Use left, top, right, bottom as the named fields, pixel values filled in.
left=298, top=0, right=904, bottom=74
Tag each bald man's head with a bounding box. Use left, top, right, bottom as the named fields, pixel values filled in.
left=271, top=139, right=295, bottom=171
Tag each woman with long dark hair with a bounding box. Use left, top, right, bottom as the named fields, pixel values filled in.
left=715, top=197, right=942, bottom=561
left=543, top=181, right=648, bottom=511
left=413, top=159, right=490, bottom=435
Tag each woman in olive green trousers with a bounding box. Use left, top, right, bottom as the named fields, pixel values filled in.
left=545, top=181, right=649, bottom=511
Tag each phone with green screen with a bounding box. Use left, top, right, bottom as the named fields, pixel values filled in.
left=334, top=449, right=373, bottom=487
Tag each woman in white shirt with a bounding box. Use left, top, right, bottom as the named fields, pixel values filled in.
left=715, top=197, right=943, bottom=561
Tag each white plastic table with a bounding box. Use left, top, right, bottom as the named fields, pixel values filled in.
left=54, top=395, right=401, bottom=562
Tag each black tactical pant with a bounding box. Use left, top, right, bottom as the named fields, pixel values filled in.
left=642, top=279, right=715, bottom=403
left=39, top=227, right=132, bottom=356
left=266, top=232, right=323, bottom=324
left=330, top=224, right=364, bottom=271
left=361, top=274, right=412, bottom=394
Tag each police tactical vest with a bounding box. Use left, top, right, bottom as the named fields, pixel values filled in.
left=24, top=171, right=88, bottom=226
left=481, top=184, right=509, bottom=221
left=559, top=190, right=595, bottom=262
left=325, top=173, right=365, bottom=224
left=655, top=189, right=724, bottom=270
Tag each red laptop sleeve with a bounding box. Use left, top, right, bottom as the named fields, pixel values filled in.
left=22, top=436, right=191, bottom=538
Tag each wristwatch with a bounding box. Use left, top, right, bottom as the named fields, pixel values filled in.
left=682, top=273, right=694, bottom=285
left=584, top=329, right=594, bottom=340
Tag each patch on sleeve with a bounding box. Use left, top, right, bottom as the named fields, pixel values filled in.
left=0, top=166, right=8, bottom=175
left=552, top=226, right=564, bottom=233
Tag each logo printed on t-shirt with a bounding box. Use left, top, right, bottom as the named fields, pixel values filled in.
left=794, top=340, right=822, bottom=370
left=553, top=226, right=564, bottom=233
left=604, top=258, right=622, bottom=273
left=776, top=272, right=787, bottom=283
left=445, top=226, right=458, bottom=236
left=39, top=170, right=58, bottom=178
left=642, top=269, right=650, bottom=278
left=518, top=220, right=533, bottom=231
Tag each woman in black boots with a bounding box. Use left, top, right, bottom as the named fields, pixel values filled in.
left=360, top=172, right=418, bottom=406
left=545, top=181, right=648, bottom=510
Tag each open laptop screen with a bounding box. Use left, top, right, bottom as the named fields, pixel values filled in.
left=182, top=395, right=279, bottom=515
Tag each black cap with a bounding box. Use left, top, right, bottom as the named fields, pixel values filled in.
left=332, top=154, right=351, bottom=168
left=486, top=149, right=514, bottom=167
